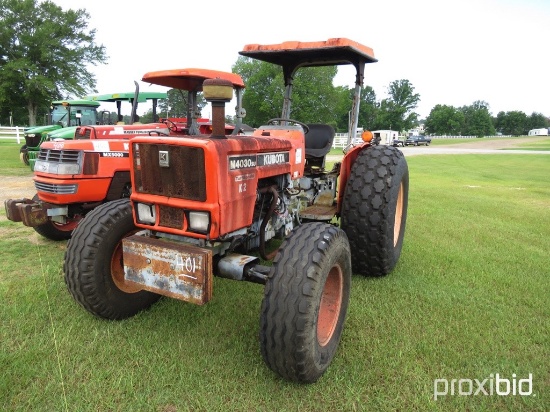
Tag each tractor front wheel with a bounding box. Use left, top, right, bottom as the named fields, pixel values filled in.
left=64, top=199, right=160, bottom=319
left=260, top=222, right=352, bottom=383
left=31, top=194, right=79, bottom=241
left=19, top=145, right=29, bottom=166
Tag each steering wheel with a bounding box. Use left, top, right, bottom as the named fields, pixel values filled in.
left=163, top=118, right=179, bottom=133
left=267, top=118, right=309, bottom=134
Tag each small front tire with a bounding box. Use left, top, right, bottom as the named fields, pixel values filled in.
left=20, top=145, right=29, bottom=166
left=260, top=222, right=352, bottom=383
left=31, top=194, right=78, bottom=241
left=64, top=199, right=160, bottom=320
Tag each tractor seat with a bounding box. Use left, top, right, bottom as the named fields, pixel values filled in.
left=305, top=124, right=335, bottom=159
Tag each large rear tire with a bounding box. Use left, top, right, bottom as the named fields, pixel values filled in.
left=64, top=199, right=160, bottom=320
left=260, top=222, right=352, bottom=383
left=340, top=145, right=409, bottom=277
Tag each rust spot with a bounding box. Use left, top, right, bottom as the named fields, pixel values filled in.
left=122, top=235, right=213, bottom=305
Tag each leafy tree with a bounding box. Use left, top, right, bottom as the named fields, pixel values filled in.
left=232, top=57, right=340, bottom=128
left=138, top=109, right=155, bottom=124
left=425, top=104, right=465, bottom=135
left=232, top=57, right=285, bottom=127
left=157, top=89, right=206, bottom=119
left=494, top=110, right=528, bottom=136
left=0, top=0, right=107, bottom=126
left=526, top=112, right=549, bottom=131
left=460, top=100, right=495, bottom=137
left=357, top=86, right=378, bottom=132
left=375, top=79, right=420, bottom=132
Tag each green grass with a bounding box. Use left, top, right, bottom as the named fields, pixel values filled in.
left=0, top=141, right=33, bottom=176
left=1, top=152, right=549, bottom=411
left=426, top=136, right=550, bottom=150
left=428, top=137, right=484, bottom=146
left=508, top=136, right=550, bottom=150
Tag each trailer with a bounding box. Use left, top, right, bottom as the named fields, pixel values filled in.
left=372, top=130, right=399, bottom=145
left=528, top=128, right=549, bottom=136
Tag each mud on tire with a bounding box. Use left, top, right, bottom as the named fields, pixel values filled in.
left=260, top=222, right=352, bottom=383
left=64, top=199, right=160, bottom=319
left=340, top=145, right=409, bottom=277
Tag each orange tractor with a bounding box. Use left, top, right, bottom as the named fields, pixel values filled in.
left=4, top=69, right=245, bottom=240
left=64, top=38, right=409, bottom=383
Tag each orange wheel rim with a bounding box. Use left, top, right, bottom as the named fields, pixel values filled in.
left=111, top=233, right=141, bottom=293
left=393, top=182, right=404, bottom=247
left=52, top=218, right=80, bottom=232
left=317, top=264, right=343, bottom=346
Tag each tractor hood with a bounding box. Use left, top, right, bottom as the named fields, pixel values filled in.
left=47, top=126, right=78, bottom=140
left=25, top=124, right=62, bottom=135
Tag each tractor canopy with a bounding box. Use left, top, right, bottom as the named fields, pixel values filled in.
left=239, top=38, right=377, bottom=145
left=141, top=68, right=245, bottom=91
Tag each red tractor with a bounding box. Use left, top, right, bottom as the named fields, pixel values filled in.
left=4, top=69, right=245, bottom=240
left=64, top=38, right=409, bottom=383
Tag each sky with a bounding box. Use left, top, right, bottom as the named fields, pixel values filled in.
left=50, top=0, right=550, bottom=120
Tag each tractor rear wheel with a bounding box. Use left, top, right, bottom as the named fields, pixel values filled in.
left=64, top=199, right=160, bottom=319
left=260, top=222, right=351, bottom=383
left=31, top=194, right=79, bottom=241
left=340, top=145, right=409, bottom=277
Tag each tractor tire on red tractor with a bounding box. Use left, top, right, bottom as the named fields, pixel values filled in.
left=64, top=199, right=161, bottom=320
left=260, top=222, right=352, bottom=383
left=340, top=145, right=409, bottom=277
left=31, top=194, right=80, bottom=241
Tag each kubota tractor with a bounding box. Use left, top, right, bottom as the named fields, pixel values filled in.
left=63, top=38, right=409, bottom=383
left=4, top=69, right=245, bottom=241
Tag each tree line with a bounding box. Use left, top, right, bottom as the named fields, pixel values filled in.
left=425, top=103, right=549, bottom=137
left=1, top=0, right=548, bottom=137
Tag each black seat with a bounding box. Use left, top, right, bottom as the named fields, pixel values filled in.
left=305, top=124, right=335, bottom=159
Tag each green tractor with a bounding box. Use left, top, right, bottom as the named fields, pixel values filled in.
left=21, top=99, right=100, bottom=170
left=23, top=90, right=167, bottom=171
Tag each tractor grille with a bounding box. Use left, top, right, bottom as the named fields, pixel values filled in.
left=158, top=205, right=184, bottom=229
left=25, top=134, right=41, bottom=147
left=35, top=181, right=78, bottom=194
left=133, top=144, right=206, bottom=201
left=38, top=149, right=81, bottom=163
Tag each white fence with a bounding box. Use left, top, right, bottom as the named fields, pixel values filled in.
left=332, top=133, right=512, bottom=148
left=0, top=126, right=512, bottom=147
left=0, top=126, right=25, bottom=143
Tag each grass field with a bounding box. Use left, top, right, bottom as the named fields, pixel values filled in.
left=0, top=142, right=548, bottom=411
left=507, top=138, right=550, bottom=150
left=0, top=141, right=34, bottom=176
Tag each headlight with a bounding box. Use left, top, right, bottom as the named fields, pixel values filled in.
left=26, top=133, right=36, bottom=138
left=33, top=160, right=80, bottom=175
left=57, top=163, right=81, bottom=174
left=136, top=203, right=156, bottom=225
left=188, top=211, right=209, bottom=233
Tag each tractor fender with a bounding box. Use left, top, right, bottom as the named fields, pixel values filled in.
left=336, top=143, right=370, bottom=215
left=105, top=171, right=131, bottom=201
